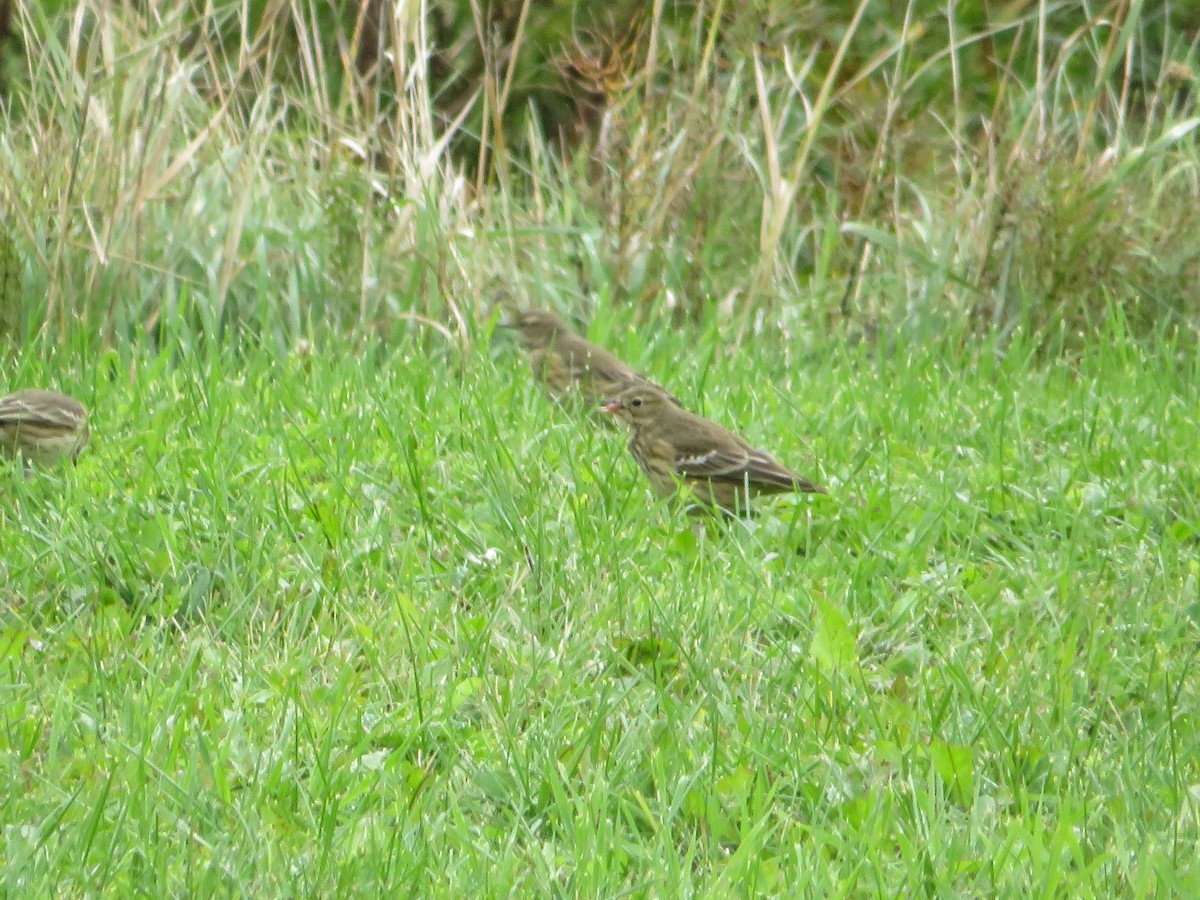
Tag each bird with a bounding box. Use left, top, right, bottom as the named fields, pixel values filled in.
left=499, top=308, right=678, bottom=408
left=601, top=382, right=825, bottom=515
left=0, top=388, right=90, bottom=467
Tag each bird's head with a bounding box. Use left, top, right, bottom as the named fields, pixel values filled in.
left=498, top=308, right=570, bottom=350
left=601, top=383, right=677, bottom=426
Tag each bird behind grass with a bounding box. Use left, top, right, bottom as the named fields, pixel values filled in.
left=500, top=308, right=678, bottom=408
left=0, top=388, right=90, bottom=467
left=602, top=382, right=824, bottom=516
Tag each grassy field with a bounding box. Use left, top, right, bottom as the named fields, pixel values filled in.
left=3, top=0, right=1200, bottom=895
left=4, top=322, right=1200, bottom=894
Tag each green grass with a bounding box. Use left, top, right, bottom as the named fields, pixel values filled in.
left=4, top=0, right=1200, bottom=894
left=3, top=318, right=1199, bottom=894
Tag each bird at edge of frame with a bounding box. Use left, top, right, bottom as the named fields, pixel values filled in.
left=601, top=382, right=825, bottom=518
left=498, top=307, right=680, bottom=410
left=0, top=388, right=90, bottom=470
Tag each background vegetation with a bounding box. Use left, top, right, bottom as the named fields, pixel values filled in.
left=2, top=0, right=1198, bottom=347
left=2, top=0, right=1200, bottom=894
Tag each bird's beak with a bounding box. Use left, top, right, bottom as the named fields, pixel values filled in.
left=601, top=400, right=623, bottom=414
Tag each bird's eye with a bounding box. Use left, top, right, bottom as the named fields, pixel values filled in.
left=631, top=397, right=643, bottom=407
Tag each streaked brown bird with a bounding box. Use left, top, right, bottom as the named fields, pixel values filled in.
left=0, top=388, right=90, bottom=466
left=602, top=383, right=825, bottom=515
left=500, top=308, right=677, bottom=407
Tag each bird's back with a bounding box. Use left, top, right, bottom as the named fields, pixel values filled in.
left=648, top=404, right=822, bottom=494
left=0, top=389, right=87, bottom=425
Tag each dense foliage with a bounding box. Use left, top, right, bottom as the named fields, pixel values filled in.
left=0, top=1, right=1197, bottom=347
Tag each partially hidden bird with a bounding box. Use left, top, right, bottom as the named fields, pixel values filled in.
left=0, top=388, right=90, bottom=467
left=500, top=308, right=677, bottom=407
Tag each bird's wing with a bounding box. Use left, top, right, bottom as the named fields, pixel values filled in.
left=673, top=435, right=823, bottom=493
left=671, top=441, right=753, bottom=481
left=530, top=348, right=573, bottom=395
left=561, top=338, right=681, bottom=399
left=0, top=394, right=81, bottom=428
left=584, top=356, right=684, bottom=406
left=742, top=449, right=825, bottom=493
left=564, top=340, right=635, bottom=382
